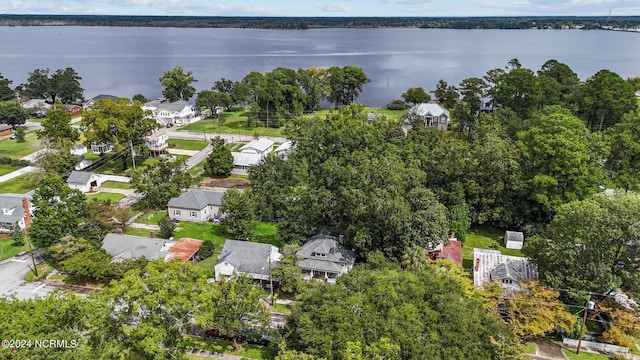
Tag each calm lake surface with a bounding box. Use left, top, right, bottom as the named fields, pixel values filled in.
left=0, top=27, right=639, bottom=106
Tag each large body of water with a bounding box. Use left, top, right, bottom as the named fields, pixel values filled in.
left=0, top=27, right=639, bottom=106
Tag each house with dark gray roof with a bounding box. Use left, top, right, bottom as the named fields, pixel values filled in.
left=0, top=194, right=33, bottom=232
left=297, top=229, right=356, bottom=284
left=215, top=240, right=282, bottom=283
left=101, top=233, right=176, bottom=262
left=167, top=189, right=225, bottom=222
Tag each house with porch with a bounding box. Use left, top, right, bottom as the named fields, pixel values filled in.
left=408, top=102, right=450, bottom=131
left=297, top=229, right=356, bottom=284
left=428, top=234, right=463, bottom=266
left=472, top=248, right=538, bottom=292
left=232, top=138, right=275, bottom=172
left=215, top=240, right=282, bottom=283
left=167, top=189, right=224, bottom=222
left=102, top=233, right=203, bottom=262
left=142, top=100, right=201, bottom=127
left=145, top=129, right=169, bottom=155
left=0, top=195, right=32, bottom=232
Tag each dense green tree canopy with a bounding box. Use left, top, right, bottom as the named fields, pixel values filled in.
left=577, top=69, right=637, bottom=131
left=24, top=67, right=84, bottom=104
left=0, top=73, right=14, bottom=101
left=221, top=188, right=257, bottom=239
left=0, top=100, right=27, bottom=126
left=82, top=98, right=157, bottom=170
left=605, top=110, right=640, bottom=189
left=326, top=66, right=370, bottom=108
left=523, top=192, right=640, bottom=300
left=131, top=157, right=197, bottom=209
left=159, top=65, right=197, bottom=102
left=285, top=266, right=517, bottom=360
left=401, top=86, right=430, bottom=106
left=204, top=137, right=233, bottom=177
left=37, top=107, right=79, bottom=145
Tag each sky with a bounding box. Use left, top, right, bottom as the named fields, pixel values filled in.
left=1, top=0, right=639, bottom=17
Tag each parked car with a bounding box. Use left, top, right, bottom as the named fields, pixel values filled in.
left=9, top=134, right=16, bottom=140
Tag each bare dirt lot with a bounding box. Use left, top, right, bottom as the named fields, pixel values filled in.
left=200, top=177, right=250, bottom=188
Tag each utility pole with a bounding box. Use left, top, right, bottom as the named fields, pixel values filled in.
left=269, top=247, right=274, bottom=306
left=26, top=230, right=38, bottom=278
left=129, top=139, right=136, bottom=171
left=577, top=293, right=594, bottom=354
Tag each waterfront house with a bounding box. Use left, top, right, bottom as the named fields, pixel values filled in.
left=408, top=102, right=450, bottom=131
left=142, top=100, right=201, bottom=127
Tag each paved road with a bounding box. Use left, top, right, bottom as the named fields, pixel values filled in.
left=0, top=252, right=55, bottom=300
left=185, top=144, right=212, bottom=170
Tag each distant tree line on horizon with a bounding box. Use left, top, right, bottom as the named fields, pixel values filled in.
left=1, top=14, right=640, bottom=30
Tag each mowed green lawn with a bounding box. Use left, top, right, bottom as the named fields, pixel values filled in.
left=94, top=155, right=190, bottom=175
left=0, top=173, right=37, bottom=193
left=0, top=133, right=41, bottom=159
left=183, top=335, right=277, bottom=360
left=86, top=192, right=126, bottom=202
left=0, top=164, right=22, bottom=176
left=461, top=225, right=525, bottom=268
left=181, top=112, right=285, bottom=138
left=100, top=181, right=132, bottom=190
left=168, top=139, right=210, bottom=151
left=0, top=238, right=25, bottom=261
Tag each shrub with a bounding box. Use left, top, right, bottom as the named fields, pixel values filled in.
left=158, top=216, right=176, bottom=238
left=386, top=99, right=408, bottom=110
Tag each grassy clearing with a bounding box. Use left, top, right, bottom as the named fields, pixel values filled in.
left=525, top=342, right=536, bottom=354
left=100, top=181, right=132, bottom=190
left=180, top=110, right=285, bottom=138
left=0, top=164, right=22, bottom=176
left=183, top=335, right=277, bottom=360
left=136, top=210, right=168, bottom=225
left=461, top=225, right=525, bottom=268
left=563, top=349, right=610, bottom=359
left=168, top=139, right=210, bottom=151
left=0, top=133, right=41, bottom=159
left=0, top=173, right=37, bottom=193
left=195, top=252, right=219, bottom=277
left=124, top=227, right=161, bottom=238
left=270, top=303, right=291, bottom=315
left=94, top=155, right=190, bottom=175
left=252, top=222, right=280, bottom=247
left=0, top=238, right=25, bottom=261
left=86, top=192, right=125, bottom=202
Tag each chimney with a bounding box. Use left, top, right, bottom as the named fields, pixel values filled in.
left=116, top=228, right=123, bottom=234
left=150, top=231, right=156, bottom=238
left=22, top=198, right=31, bottom=228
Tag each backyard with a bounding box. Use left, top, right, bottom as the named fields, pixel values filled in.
left=0, top=173, right=37, bottom=193
left=461, top=225, right=525, bottom=269
left=168, top=139, right=210, bottom=151
left=86, top=192, right=126, bottom=202
left=0, top=133, right=41, bottom=159
left=0, top=237, right=25, bottom=261
left=0, top=164, right=23, bottom=176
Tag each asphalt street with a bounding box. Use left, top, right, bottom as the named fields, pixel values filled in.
left=0, top=252, right=55, bottom=300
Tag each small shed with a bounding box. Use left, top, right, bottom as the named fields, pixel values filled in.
left=504, top=231, right=524, bottom=250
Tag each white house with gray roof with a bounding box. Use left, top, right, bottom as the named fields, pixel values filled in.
left=142, top=100, right=201, bottom=127
left=215, top=240, right=282, bottom=283
left=232, top=138, right=275, bottom=172
left=408, top=102, right=450, bottom=131
left=297, top=229, right=356, bottom=284
left=472, top=248, right=538, bottom=292
left=0, top=194, right=33, bottom=232
left=101, top=233, right=176, bottom=262
left=66, top=171, right=104, bottom=193
left=167, top=189, right=225, bottom=222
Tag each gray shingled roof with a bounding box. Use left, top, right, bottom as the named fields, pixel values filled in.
left=167, top=189, right=224, bottom=210
left=297, top=230, right=355, bottom=273
left=67, top=171, right=94, bottom=185
left=217, top=240, right=276, bottom=278
left=0, top=195, right=30, bottom=225
left=240, top=138, right=274, bottom=154
left=158, top=100, right=191, bottom=112
left=101, top=233, right=174, bottom=262
left=505, top=231, right=524, bottom=243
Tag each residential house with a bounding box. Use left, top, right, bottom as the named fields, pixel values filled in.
left=428, top=233, right=463, bottom=266
left=472, top=248, right=538, bottom=292
left=504, top=231, right=524, bottom=250
left=60, top=104, right=82, bottom=117
left=408, top=102, right=450, bottom=131
left=21, top=99, right=52, bottom=117
left=274, top=140, right=294, bottom=160
left=232, top=138, right=275, bottom=171
left=297, top=229, right=356, bottom=284
left=215, top=239, right=282, bottom=283
left=66, top=171, right=103, bottom=193
left=83, top=94, right=123, bottom=110
left=90, top=142, right=113, bottom=154
left=0, top=195, right=32, bottom=232
left=102, top=233, right=175, bottom=262
left=142, top=100, right=201, bottom=127
left=167, top=189, right=224, bottom=222
left=0, top=125, right=12, bottom=137
left=70, top=144, right=88, bottom=156
left=480, top=96, right=496, bottom=112
left=145, top=129, right=169, bottom=155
